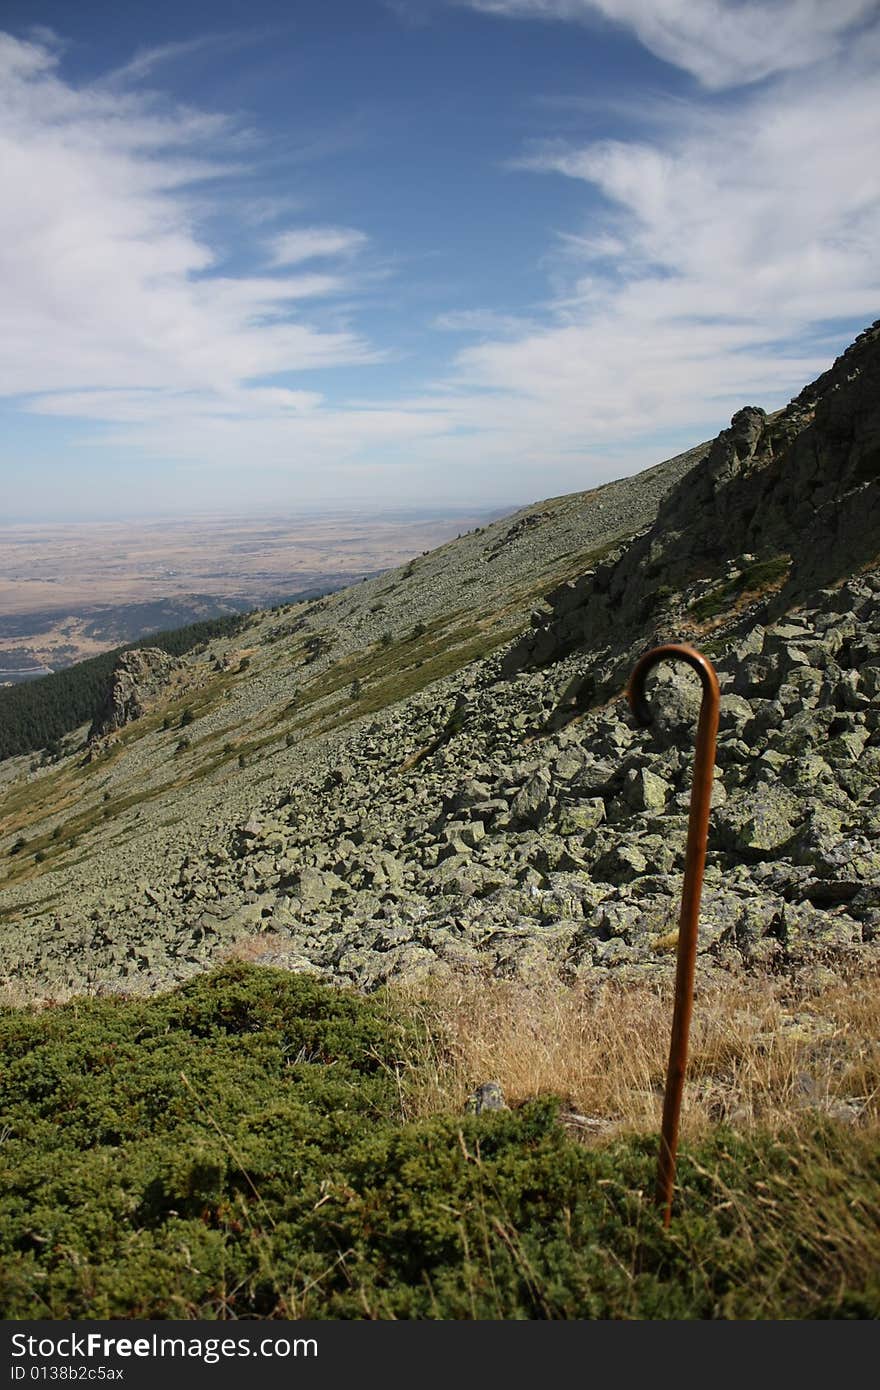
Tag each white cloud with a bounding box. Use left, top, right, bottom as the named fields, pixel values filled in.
left=268, top=226, right=370, bottom=266
left=516, top=55, right=880, bottom=326
left=26, top=386, right=325, bottom=424
left=433, top=308, right=536, bottom=335
left=460, top=0, right=877, bottom=89
left=0, top=33, right=377, bottom=403
left=103, top=35, right=238, bottom=86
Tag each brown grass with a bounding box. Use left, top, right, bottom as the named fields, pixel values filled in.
left=389, top=965, right=880, bottom=1140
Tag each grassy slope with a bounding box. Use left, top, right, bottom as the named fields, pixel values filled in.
left=1, top=962, right=878, bottom=1320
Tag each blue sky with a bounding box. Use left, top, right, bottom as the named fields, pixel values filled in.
left=1, top=0, right=878, bottom=520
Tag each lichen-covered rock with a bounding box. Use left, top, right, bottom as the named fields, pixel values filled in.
left=715, top=786, right=803, bottom=854
left=464, top=1082, right=508, bottom=1115
left=511, top=770, right=553, bottom=827
left=623, top=767, right=670, bottom=813
left=594, top=842, right=648, bottom=883
left=287, top=867, right=347, bottom=910
left=557, top=797, right=606, bottom=836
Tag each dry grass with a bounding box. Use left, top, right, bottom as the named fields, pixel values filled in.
left=389, top=964, right=880, bottom=1140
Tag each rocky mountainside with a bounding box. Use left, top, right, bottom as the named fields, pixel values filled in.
left=506, top=320, right=880, bottom=693
left=1, top=322, right=878, bottom=1002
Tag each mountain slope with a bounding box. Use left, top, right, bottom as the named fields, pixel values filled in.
left=1, top=324, right=879, bottom=1002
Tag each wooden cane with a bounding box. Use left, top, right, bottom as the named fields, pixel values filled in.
left=627, top=643, right=720, bottom=1227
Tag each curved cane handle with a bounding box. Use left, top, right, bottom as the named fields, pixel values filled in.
left=627, top=641, right=720, bottom=728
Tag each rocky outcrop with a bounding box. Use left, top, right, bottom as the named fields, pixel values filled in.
left=505, top=320, right=880, bottom=687
left=88, top=648, right=180, bottom=741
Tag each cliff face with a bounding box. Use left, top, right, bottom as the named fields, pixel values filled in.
left=505, top=320, right=880, bottom=686
left=88, top=648, right=180, bottom=742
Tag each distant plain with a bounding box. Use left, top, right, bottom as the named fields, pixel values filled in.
left=0, top=507, right=508, bottom=675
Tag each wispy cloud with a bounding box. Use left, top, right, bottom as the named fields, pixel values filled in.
left=27, top=385, right=325, bottom=424
left=0, top=33, right=377, bottom=404
left=433, top=308, right=537, bottom=335
left=414, top=1, right=880, bottom=489
left=459, top=0, right=878, bottom=89
left=102, top=27, right=283, bottom=87
left=104, top=35, right=237, bottom=85
left=268, top=226, right=369, bottom=267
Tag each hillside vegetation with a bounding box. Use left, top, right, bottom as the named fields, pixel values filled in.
left=0, top=326, right=878, bottom=1006
left=1, top=962, right=877, bottom=1319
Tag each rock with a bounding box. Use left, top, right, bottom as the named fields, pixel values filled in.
left=715, top=786, right=802, bottom=855
left=594, top=842, right=648, bottom=883
left=718, top=693, right=755, bottom=733
left=733, top=655, right=780, bottom=699
left=557, top=798, right=606, bottom=835
left=88, top=648, right=180, bottom=741
left=288, top=867, right=346, bottom=910
left=825, top=727, right=870, bottom=762
left=364, top=851, right=405, bottom=887
left=464, top=1082, right=509, bottom=1115
left=640, top=662, right=704, bottom=743
left=552, top=749, right=585, bottom=781
left=733, top=627, right=765, bottom=660
left=457, top=821, right=485, bottom=849
left=623, top=767, right=670, bottom=813
left=511, top=771, right=553, bottom=827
